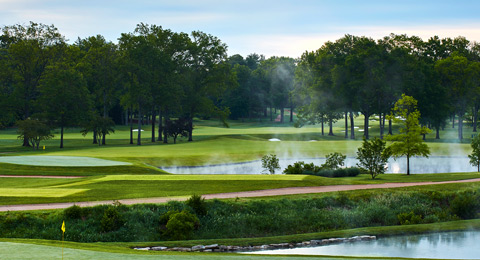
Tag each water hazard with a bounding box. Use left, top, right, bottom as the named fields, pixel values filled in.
left=162, top=156, right=475, bottom=174
left=249, top=231, right=480, bottom=259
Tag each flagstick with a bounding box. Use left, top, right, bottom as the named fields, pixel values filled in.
left=62, top=231, right=64, bottom=260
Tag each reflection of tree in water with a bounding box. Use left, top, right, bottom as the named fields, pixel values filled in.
left=377, top=231, right=471, bottom=251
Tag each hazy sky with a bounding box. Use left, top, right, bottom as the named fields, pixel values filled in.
left=1, top=0, right=480, bottom=58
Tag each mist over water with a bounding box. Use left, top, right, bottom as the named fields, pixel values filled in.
left=161, top=156, right=475, bottom=174
left=249, top=231, right=480, bottom=259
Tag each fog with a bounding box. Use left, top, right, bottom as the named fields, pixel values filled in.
left=161, top=156, right=475, bottom=174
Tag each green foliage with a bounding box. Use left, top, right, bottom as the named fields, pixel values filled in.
left=159, top=210, right=180, bottom=226
left=283, top=161, right=361, bottom=177
left=164, top=210, right=200, bottom=240
left=16, top=119, right=53, bottom=149
left=261, top=154, right=280, bottom=174
left=397, top=211, right=423, bottom=225
left=387, top=94, right=431, bottom=175
left=64, top=205, right=83, bottom=220
left=469, top=134, right=480, bottom=172
left=450, top=192, right=479, bottom=219
left=100, top=206, right=124, bottom=232
left=356, top=137, right=391, bottom=179
left=321, top=152, right=346, bottom=170
left=186, top=194, right=207, bottom=216
left=80, top=115, right=115, bottom=146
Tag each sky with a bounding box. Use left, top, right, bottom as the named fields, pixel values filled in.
left=1, top=0, right=480, bottom=58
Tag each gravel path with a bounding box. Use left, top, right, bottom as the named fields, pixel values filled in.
left=1, top=178, right=480, bottom=212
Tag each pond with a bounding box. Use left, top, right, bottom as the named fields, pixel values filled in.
left=162, top=156, right=475, bottom=174
left=248, top=231, right=480, bottom=259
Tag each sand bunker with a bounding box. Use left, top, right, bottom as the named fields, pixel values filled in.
left=0, top=156, right=131, bottom=167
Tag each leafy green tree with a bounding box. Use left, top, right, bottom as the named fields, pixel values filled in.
left=356, top=137, right=391, bottom=179
left=1, top=22, right=65, bottom=146
left=16, top=118, right=53, bottom=150
left=469, top=134, right=480, bottom=172
left=80, top=115, right=115, bottom=146
left=76, top=35, right=119, bottom=145
left=435, top=53, right=473, bottom=140
left=387, top=94, right=430, bottom=175
left=321, top=152, right=346, bottom=170
left=166, top=117, right=189, bottom=144
left=37, top=46, right=92, bottom=148
left=261, top=154, right=280, bottom=174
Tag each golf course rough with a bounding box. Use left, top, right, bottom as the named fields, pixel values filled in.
left=0, top=156, right=131, bottom=167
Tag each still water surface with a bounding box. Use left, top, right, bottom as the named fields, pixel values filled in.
left=163, top=156, right=474, bottom=174
left=249, top=231, right=480, bottom=259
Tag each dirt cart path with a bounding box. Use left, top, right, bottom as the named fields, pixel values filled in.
left=2, top=178, right=480, bottom=212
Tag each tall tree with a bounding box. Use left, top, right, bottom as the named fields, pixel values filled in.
left=386, top=94, right=430, bottom=175
left=0, top=22, right=65, bottom=146
left=37, top=46, right=92, bottom=148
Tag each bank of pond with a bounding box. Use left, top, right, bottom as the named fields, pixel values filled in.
left=1, top=187, right=480, bottom=245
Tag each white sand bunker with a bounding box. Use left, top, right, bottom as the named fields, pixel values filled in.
left=268, top=138, right=281, bottom=141
left=0, top=156, right=131, bottom=167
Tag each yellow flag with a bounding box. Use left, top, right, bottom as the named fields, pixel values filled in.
left=61, top=221, right=65, bottom=233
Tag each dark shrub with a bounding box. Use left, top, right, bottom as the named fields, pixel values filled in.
left=100, top=206, right=124, bottom=232
left=451, top=192, right=479, bottom=219
left=164, top=210, right=199, bottom=240
left=397, top=211, right=423, bottom=225
left=186, top=194, right=207, bottom=216
left=64, top=205, right=83, bottom=220
left=283, top=161, right=305, bottom=174
left=159, top=210, right=180, bottom=226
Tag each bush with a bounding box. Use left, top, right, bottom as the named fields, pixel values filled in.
left=159, top=210, right=179, bottom=226
left=283, top=160, right=360, bottom=177
left=450, top=192, right=479, bottom=219
left=397, top=211, right=423, bottom=225
left=100, top=206, right=124, bottom=232
left=164, top=210, right=200, bottom=240
left=186, top=194, right=207, bottom=216
left=321, top=152, right=346, bottom=170
left=64, top=205, right=83, bottom=220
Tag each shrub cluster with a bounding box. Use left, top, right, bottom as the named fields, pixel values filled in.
left=283, top=161, right=361, bottom=177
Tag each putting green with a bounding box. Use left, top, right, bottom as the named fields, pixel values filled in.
left=0, top=188, right=87, bottom=197
left=0, top=156, right=131, bottom=167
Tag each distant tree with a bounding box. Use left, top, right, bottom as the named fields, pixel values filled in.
left=81, top=115, right=115, bottom=146
left=356, top=137, right=391, bottom=179
left=261, top=154, right=280, bottom=174
left=16, top=118, right=53, bottom=150
left=469, top=134, right=480, bottom=172
left=387, top=94, right=430, bottom=175
left=321, top=152, right=346, bottom=170
left=38, top=47, right=92, bottom=148
left=166, top=117, right=189, bottom=144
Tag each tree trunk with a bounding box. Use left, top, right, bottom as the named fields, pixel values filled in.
left=151, top=108, right=156, bottom=142
left=379, top=113, right=384, bottom=139
left=290, top=106, right=294, bottom=123
left=280, top=107, right=284, bottom=123
left=407, top=155, right=410, bottom=175
left=93, top=130, right=98, bottom=144
left=452, top=113, right=455, bottom=128
left=137, top=107, right=142, bottom=145
left=344, top=111, right=348, bottom=139
left=264, top=107, right=267, bottom=118
left=388, top=119, right=392, bottom=135
left=60, top=124, right=64, bottom=148
left=458, top=113, right=463, bottom=140
left=125, top=109, right=128, bottom=126
left=270, top=106, right=273, bottom=121
left=321, top=118, right=324, bottom=136
left=158, top=109, right=163, bottom=142
left=163, top=110, right=169, bottom=143
left=364, top=114, right=369, bottom=139
left=474, top=105, right=479, bottom=132
left=188, top=116, right=193, bottom=142
left=129, top=109, right=133, bottom=144
left=436, top=127, right=440, bottom=139
left=328, top=118, right=334, bottom=136
left=350, top=111, right=355, bottom=140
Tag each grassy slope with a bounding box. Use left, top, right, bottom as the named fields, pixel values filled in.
left=1, top=219, right=479, bottom=259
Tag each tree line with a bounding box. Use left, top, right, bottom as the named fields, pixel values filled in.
left=1, top=22, right=480, bottom=148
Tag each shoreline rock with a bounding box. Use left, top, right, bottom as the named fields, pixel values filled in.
left=133, top=235, right=376, bottom=253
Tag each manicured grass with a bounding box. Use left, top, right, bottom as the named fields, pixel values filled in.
left=1, top=172, right=480, bottom=205
left=0, top=188, right=87, bottom=197
left=0, top=156, right=131, bottom=166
